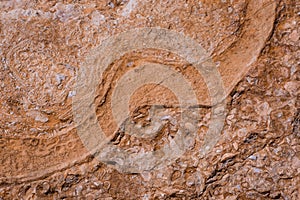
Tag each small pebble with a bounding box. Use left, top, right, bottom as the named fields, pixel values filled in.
left=68, top=91, right=76, bottom=97
left=248, top=155, right=257, bottom=160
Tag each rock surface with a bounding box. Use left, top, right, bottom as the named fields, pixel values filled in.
left=0, top=0, right=299, bottom=199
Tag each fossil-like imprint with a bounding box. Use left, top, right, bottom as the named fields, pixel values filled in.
left=0, top=0, right=276, bottom=182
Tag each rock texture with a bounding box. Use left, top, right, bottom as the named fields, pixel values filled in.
left=0, top=0, right=299, bottom=199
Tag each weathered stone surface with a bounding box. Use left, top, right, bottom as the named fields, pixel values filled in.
left=0, top=0, right=299, bottom=199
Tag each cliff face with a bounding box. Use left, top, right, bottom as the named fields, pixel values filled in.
left=0, top=0, right=299, bottom=199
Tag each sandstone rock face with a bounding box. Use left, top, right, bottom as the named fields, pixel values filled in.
left=0, top=0, right=299, bottom=199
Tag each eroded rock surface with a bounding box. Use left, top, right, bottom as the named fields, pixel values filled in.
left=0, top=0, right=299, bottom=199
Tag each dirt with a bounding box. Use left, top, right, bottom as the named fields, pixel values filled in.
left=0, top=0, right=299, bottom=199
